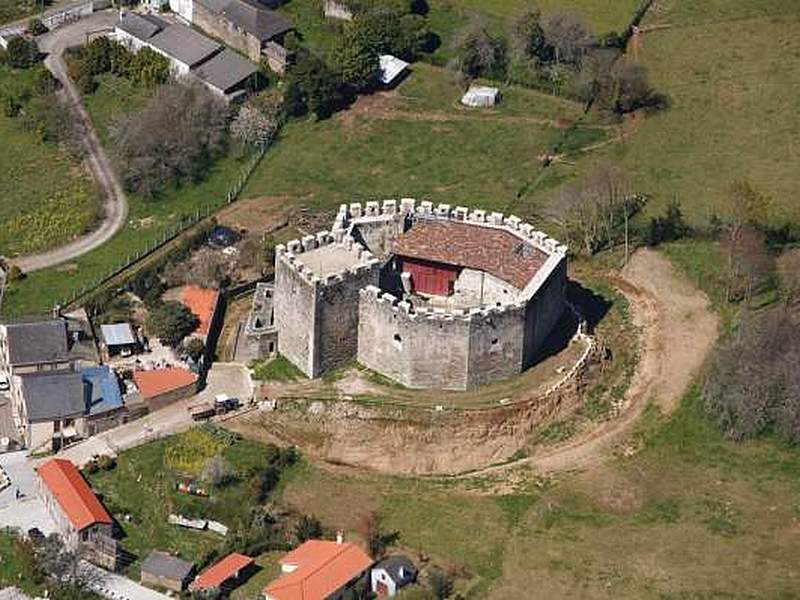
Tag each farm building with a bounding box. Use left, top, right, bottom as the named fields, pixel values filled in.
left=132, top=367, right=198, bottom=410
left=181, top=286, right=222, bottom=338
left=379, top=54, right=409, bottom=87
left=37, top=458, right=120, bottom=569
left=100, top=323, right=139, bottom=356
left=272, top=199, right=567, bottom=390
left=141, top=550, right=196, bottom=592
left=190, top=552, right=254, bottom=594
left=371, top=555, right=417, bottom=597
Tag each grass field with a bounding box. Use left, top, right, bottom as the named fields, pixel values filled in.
left=0, top=65, right=101, bottom=257
left=276, top=388, right=800, bottom=599
left=85, top=427, right=274, bottom=578
left=0, top=76, right=252, bottom=317
left=608, top=0, right=800, bottom=225
left=244, top=62, right=608, bottom=220
left=0, top=0, right=48, bottom=25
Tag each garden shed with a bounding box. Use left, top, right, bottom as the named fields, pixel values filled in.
left=461, top=85, right=501, bottom=108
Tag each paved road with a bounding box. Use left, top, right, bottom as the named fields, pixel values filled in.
left=80, top=561, right=171, bottom=600
left=52, top=363, right=254, bottom=467
left=11, top=12, right=128, bottom=273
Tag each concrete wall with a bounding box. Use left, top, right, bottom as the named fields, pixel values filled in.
left=453, top=269, right=517, bottom=307
left=169, top=0, right=192, bottom=22
left=522, top=256, right=567, bottom=368
left=193, top=2, right=262, bottom=61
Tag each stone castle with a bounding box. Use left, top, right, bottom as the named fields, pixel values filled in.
left=272, top=199, right=568, bottom=391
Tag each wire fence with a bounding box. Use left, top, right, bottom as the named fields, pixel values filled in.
left=59, top=145, right=268, bottom=311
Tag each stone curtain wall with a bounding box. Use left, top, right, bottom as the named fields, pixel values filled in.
left=274, top=246, right=318, bottom=376
left=523, top=258, right=568, bottom=368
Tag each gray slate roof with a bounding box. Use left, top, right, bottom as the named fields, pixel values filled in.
left=3, top=320, right=69, bottom=366
left=19, top=371, right=85, bottom=423
left=194, top=48, right=259, bottom=93
left=198, top=0, right=292, bottom=41
left=141, top=551, right=195, bottom=582
left=374, top=555, right=416, bottom=584
left=149, top=23, right=222, bottom=67
left=116, top=12, right=168, bottom=40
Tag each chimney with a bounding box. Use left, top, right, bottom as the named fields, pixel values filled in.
left=336, top=531, right=343, bottom=545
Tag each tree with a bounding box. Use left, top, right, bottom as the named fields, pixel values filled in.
left=612, top=61, right=668, bottom=114
left=6, top=36, right=40, bottom=69
left=146, top=301, right=199, bottom=347
left=647, top=199, right=691, bottom=246
left=231, top=103, right=280, bottom=148
left=332, top=27, right=380, bottom=91
left=183, top=336, right=206, bottom=362
left=541, top=11, right=593, bottom=67
left=295, top=515, right=323, bottom=543
left=546, top=166, right=644, bottom=255
left=356, top=510, right=397, bottom=558
left=111, top=82, right=228, bottom=198
left=286, top=50, right=350, bottom=119
left=509, top=9, right=547, bottom=62
left=451, top=17, right=506, bottom=81
left=703, top=311, right=800, bottom=444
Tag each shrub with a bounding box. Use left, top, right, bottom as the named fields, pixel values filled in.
left=26, top=18, right=48, bottom=36
left=6, top=36, right=40, bottom=69
left=451, top=17, right=506, bottom=81
left=647, top=199, right=691, bottom=246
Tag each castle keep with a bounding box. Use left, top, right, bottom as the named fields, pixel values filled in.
left=273, top=200, right=568, bottom=390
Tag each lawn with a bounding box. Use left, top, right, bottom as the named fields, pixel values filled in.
left=607, top=0, right=800, bottom=225
left=0, top=76, right=254, bottom=317
left=0, top=530, right=42, bottom=594
left=275, top=388, right=800, bottom=599
left=0, top=65, right=101, bottom=257
left=243, top=62, right=608, bottom=220
left=85, top=426, right=276, bottom=578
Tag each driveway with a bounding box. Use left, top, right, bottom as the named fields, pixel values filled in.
left=11, top=11, right=128, bottom=273
left=52, top=363, right=254, bottom=467
left=0, top=451, right=57, bottom=535
left=80, top=561, right=171, bottom=600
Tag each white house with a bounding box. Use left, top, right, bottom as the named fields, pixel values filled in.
left=371, top=555, right=417, bottom=597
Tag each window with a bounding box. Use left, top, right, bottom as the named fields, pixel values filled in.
left=393, top=333, right=402, bottom=349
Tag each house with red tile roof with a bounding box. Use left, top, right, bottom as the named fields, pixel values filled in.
left=37, top=458, right=113, bottom=549
left=190, top=553, right=254, bottom=594
left=263, top=538, right=372, bottom=600
left=133, top=367, right=198, bottom=411
left=181, top=286, right=221, bottom=338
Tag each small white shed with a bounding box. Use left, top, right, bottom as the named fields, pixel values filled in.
left=379, top=54, right=410, bottom=87
left=461, top=85, right=501, bottom=108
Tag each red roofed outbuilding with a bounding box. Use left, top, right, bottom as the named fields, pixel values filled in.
left=190, top=553, right=254, bottom=594
left=133, top=367, right=198, bottom=411
left=181, top=286, right=221, bottom=338
left=37, top=458, right=113, bottom=549
left=264, top=539, right=373, bottom=600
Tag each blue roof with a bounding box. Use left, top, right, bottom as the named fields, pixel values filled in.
left=80, top=366, right=124, bottom=416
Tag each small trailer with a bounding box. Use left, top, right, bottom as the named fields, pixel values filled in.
left=188, top=394, right=240, bottom=421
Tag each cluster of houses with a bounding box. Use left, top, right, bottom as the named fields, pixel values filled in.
left=34, top=455, right=416, bottom=598
left=0, top=286, right=222, bottom=454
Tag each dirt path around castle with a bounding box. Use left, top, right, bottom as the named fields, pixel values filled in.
left=460, top=248, right=720, bottom=478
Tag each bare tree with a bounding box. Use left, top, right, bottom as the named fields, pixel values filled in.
left=541, top=11, right=593, bottom=67
left=546, top=166, right=643, bottom=255
left=111, top=82, right=228, bottom=198
left=451, top=15, right=506, bottom=81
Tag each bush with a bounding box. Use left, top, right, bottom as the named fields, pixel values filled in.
left=6, top=36, right=40, bottom=69
left=26, top=18, right=48, bottom=36
left=183, top=336, right=206, bottom=362
left=286, top=50, right=351, bottom=119
left=451, top=17, right=506, bottom=81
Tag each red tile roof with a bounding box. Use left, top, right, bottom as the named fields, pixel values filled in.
left=264, top=541, right=372, bottom=600
left=393, top=220, right=548, bottom=290
left=38, top=458, right=112, bottom=531
left=133, top=367, right=198, bottom=400
left=181, top=286, right=220, bottom=336
left=191, top=553, right=253, bottom=591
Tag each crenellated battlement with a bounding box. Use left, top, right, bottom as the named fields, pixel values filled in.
left=276, top=232, right=381, bottom=288
left=335, top=198, right=568, bottom=260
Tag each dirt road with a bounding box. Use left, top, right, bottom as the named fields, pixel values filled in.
left=464, top=248, right=719, bottom=477
left=11, top=12, right=128, bottom=273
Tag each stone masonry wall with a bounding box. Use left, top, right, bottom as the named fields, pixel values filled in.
left=523, top=257, right=567, bottom=367
left=467, top=303, right=525, bottom=388
left=274, top=233, right=381, bottom=378
left=192, top=2, right=262, bottom=61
